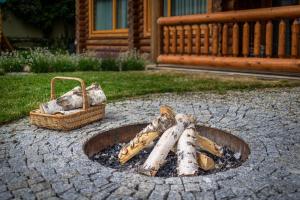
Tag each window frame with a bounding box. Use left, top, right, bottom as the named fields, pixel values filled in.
left=88, top=0, right=128, bottom=38
left=143, top=0, right=152, bottom=36
left=164, top=0, right=213, bottom=17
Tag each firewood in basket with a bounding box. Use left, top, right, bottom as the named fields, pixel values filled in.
left=118, top=106, right=176, bottom=164
left=196, top=135, right=223, bottom=157
left=139, top=114, right=195, bottom=176
left=177, top=123, right=198, bottom=176
left=197, top=152, right=215, bottom=171
left=40, top=83, right=106, bottom=114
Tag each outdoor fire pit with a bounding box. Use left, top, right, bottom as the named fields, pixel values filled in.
left=84, top=123, right=250, bottom=177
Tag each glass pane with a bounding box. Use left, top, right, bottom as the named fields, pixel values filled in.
left=171, top=0, right=207, bottom=16
left=94, top=0, right=113, bottom=30
left=163, top=0, right=168, bottom=16
left=117, top=0, right=128, bottom=29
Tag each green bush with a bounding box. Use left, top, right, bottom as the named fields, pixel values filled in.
left=0, top=52, right=24, bottom=72
left=101, top=58, right=120, bottom=71
left=0, top=68, right=5, bottom=75
left=118, top=50, right=146, bottom=71
left=52, top=54, right=77, bottom=72
left=77, top=57, right=101, bottom=71
left=0, top=49, right=147, bottom=73
left=121, top=57, right=145, bottom=71
left=30, top=54, right=52, bottom=73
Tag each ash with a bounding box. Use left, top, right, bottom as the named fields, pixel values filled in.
left=92, top=144, right=242, bottom=177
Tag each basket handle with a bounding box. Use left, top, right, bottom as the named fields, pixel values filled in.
left=50, top=76, right=89, bottom=111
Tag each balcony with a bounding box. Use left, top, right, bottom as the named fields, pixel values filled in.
left=156, top=5, right=300, bottom=75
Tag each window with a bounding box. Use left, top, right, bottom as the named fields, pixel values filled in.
left=144, top=0, right=152, bottom=36
left=89, top=0, right=128, bottom=36
left=163, top=0, right=208, bottom=16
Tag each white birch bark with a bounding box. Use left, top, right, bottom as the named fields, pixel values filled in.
left=140, top=114, right=194, bottom=176
left=40, top=83, right=106, bottom=114
left=118, top=106, right=175, bottom=164
left=177, top=123, right=198, bottom=176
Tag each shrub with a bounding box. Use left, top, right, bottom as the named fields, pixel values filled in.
left=0, top=68, right=5, bottom=75
left=52, top=54, right=77, bottom=72
left=29, top=48, right=53, bottom=73
left=119, top=50, right=146, bottom=71
left=77, top=57, right=101, bottom=71
left=121, top=57, right=145, bottom=71
left=101, top=58, right=120, bottom=71
left=0, top=51, right=24, bottom=72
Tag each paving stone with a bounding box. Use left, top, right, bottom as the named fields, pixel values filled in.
left=184, top=183, right=201, bottom=192
left=1, top=88, right=300, bottom=200
left=181, top=192, right=195, bottom=200
left=91, top=191, right=110, bottom=200
left=12, top=188, right=35, bottom=199
left=30, top=182, right=51, bottom=193
left=36, top=189, right=55, bottom=200
left=193, top=191, right=215, bottom=200
left=0, top=191, right=13, bottom=200
left=167, top=190, right=182, bottom=200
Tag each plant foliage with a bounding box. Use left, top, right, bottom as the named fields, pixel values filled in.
left=5, top=0, right=75, bottom=37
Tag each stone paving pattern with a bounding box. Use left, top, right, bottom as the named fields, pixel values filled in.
left=1, top=88, right=300, bottom=200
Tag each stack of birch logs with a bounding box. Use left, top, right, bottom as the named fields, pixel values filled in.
left=118, top=106, right=224, bottom=176
left=40, top=83, right=106, bottom=115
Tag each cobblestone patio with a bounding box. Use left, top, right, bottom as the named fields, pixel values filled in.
left=1, top=88, right=300, bottom=200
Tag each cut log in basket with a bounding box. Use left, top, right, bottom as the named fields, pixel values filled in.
left=118, top=106, right=224, bottom=177
left=30, top=76, right=106, bottom=131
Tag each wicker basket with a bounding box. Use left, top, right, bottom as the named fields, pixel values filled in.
left=30, top=76, right=105, bottom=131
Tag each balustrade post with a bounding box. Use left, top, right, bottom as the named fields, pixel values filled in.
left=254, top=21, right=261, bottom=57
left=187, top=25, right=192, bottom=54
left=243, top=22, right=250, bottom=57
left=291, top=20, right=299, bottom=58
left=164, top=26, right=170, bottom=54
left=233, top=23, right=239, bottom=57
left=212, top=24, right=219, bottom=56
left=178, top=26, right=184, bottom=54
left=278, top=19, right=286, bottom=58
left=266, top=20, right=273, bottom=58
left=222, top=24, right=228, bottom=56
left=195, top=25, right=201, bottom=55
left=171, top=26, right=177, bottom=54
left=203, top=25, right=209, bottom=55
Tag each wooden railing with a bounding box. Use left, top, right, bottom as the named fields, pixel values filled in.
left=157, top=5, right=300, bottom=74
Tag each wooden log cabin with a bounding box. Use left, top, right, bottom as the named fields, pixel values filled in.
left=76, top=0, right=300, bottom=75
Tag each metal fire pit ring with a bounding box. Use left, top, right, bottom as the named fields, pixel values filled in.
left=84, top=123, right=250, bottom=164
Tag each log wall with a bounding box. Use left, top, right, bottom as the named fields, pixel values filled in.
left=76, top=0, right=88, bottom=53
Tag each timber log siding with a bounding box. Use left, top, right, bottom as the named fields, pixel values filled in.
left=76, top=0, right=150, bottom=55
left=76, top=0, right=300, bottom=75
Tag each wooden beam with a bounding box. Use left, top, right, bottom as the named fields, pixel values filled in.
left=157, top=55, right=300, bottom=73
left=158, top=5, right=300, bottom=25
left=151, top=0, right=163, bottom=62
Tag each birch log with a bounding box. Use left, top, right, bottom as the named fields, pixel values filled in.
left=170, top=145, right=215, bottom=171
left=177, top=123, right=198, bottom=176
left=140, top=114, right=194, bottom=176
left=118, top=106, right=175, bottom=164
left=196, top=135, right=223, bottom=157
left=197, top=152, right=215, bottom=171
left=40, top=83, right=106, bottom=114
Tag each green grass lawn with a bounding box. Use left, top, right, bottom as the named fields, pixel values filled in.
left=0, top=71, right=299, bottom=124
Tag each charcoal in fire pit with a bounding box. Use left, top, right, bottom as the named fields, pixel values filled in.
left=91, top=143, right=242, bottom=177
